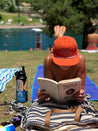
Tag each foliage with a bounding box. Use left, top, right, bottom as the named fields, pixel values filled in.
left=19, top=0, right=31, bottom=3
left=6, top=3, right=17, bottom=12
left=1, top=0, right=98, bottom=34
left=0, top=0, right=17, bottom=11
left=0, top=0, right=6, bottom=9
left=0, top=0, right=98, bottom=48
left=30, top=0, right=98, bottom=35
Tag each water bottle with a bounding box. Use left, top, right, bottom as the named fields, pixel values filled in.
left=15, top=66, right=28, bottom=103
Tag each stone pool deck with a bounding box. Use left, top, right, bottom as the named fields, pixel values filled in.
left=0, top=23, right=45, bottom=29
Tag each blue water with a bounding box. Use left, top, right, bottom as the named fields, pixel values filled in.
left=0, top=28, right=83, bottom=51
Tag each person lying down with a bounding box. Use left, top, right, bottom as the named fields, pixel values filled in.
left=21, top=25, right=98, bottom=131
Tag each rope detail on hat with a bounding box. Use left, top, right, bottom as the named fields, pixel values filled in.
left=52, top=53, right=79, bottom=59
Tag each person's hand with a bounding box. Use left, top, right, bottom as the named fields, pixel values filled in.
left=73, top=89, right=85, bottom=103
left=37, top=89, right=50, bottom=102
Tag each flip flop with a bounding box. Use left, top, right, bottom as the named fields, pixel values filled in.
left=59, top=26, right=66, bottom=37
left=54, top=25, right=60, bottom=38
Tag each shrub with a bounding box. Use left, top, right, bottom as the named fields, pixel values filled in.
left=6, top=4, right=17, bottom=13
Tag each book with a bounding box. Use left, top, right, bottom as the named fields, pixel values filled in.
left=37, top=77, right=81, bottom=103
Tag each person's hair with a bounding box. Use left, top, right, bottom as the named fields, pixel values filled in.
left=89, top=26, right=97, bottom=34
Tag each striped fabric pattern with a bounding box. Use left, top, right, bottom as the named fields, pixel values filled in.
left=0, top=68, right=20, bottom=92
left=21, top=99, right=98, bottom=131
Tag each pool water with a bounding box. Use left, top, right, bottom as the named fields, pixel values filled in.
left=0, top=28, right=83, bottom=51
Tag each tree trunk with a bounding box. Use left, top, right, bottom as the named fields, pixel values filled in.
left=82, top=23, right=92, bottom=49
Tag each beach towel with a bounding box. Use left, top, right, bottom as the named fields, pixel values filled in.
left=0, top=68, right=20, bottom=92
left=31, top=65, right=98, bottom=104
left=85, top=75, right=98, bottom=100
left=80, top=49, right=98, bottom=53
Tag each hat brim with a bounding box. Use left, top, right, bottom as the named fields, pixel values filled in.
left=52, top=54, right=80, bottom=66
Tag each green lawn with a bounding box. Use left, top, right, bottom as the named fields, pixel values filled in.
left=0, top=12, right=40, bottom=25
left=0, top=50, right=98, bottom=131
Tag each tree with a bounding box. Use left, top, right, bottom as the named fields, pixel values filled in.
left=0, top=0, right=6, bottom=10
left=0, top=0, right=16, bottom=11
left=71, top=0, right=98, bottom=48
left=31, top=0, right=98, bottom=48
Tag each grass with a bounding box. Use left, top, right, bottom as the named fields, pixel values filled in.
left=0, top=50, right=98, bottom=131
left=0, top=12, right=40, bottom=25
left=80, top=51, right=98, bottom=84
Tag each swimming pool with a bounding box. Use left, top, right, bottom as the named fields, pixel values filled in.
left=0, top=28, right=83, bottom=51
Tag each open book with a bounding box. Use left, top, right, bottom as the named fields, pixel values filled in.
left=37, top=77, right=81, bottom=103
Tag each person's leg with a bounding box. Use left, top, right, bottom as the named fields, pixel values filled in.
left=54, top=25, right=60, bottom=38
left=59, top=26, right=66, bottom=37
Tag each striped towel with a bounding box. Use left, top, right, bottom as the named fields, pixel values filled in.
left=0, top=68, right=20, bottom=92
left=21, top=95, right=98, bottom=131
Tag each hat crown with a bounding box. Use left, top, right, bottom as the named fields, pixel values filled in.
left=53, top=36, right=78, bottom=58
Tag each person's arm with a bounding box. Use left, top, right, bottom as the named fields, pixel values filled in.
left=44, top=54, right=54, bottom=79
left=78, top=54, right=86, bottom=90
left=74, top=54, right=86, bottom=103
left=37, top=54, right=53, bottom=102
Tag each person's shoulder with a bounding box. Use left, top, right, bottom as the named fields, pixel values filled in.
left=78, top=54, right=86, bottom=65
left=44, top=53, right=54, bottom=69
left=45, top=53, right=52, bottom=58
left=44, top=53, right=52, bottom=63
left=95, top=33, right=98, bottom=37
left=92, top=33, right=98, bottom=37
left=79, top=54, right=85, bottom=60
left=79, top=54, right=86, bottom=65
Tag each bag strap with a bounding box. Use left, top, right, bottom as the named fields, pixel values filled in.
left=44, top=105, right=83, bottom=127
left=74, top=105, right=83, bottom=122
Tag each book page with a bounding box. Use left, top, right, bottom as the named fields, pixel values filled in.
left=58, top=78, right=81, bottom=102
left=58, top=77, right=81, bottom=84
left=37, top=77, right=60, bottom=101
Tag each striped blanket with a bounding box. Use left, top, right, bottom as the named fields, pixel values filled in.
left=21, top=95, right=98, bottom=131
left=0, top=68, right=20, bottom=92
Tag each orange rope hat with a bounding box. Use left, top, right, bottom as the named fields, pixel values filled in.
left=52, top=36, right=80, bottom=66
